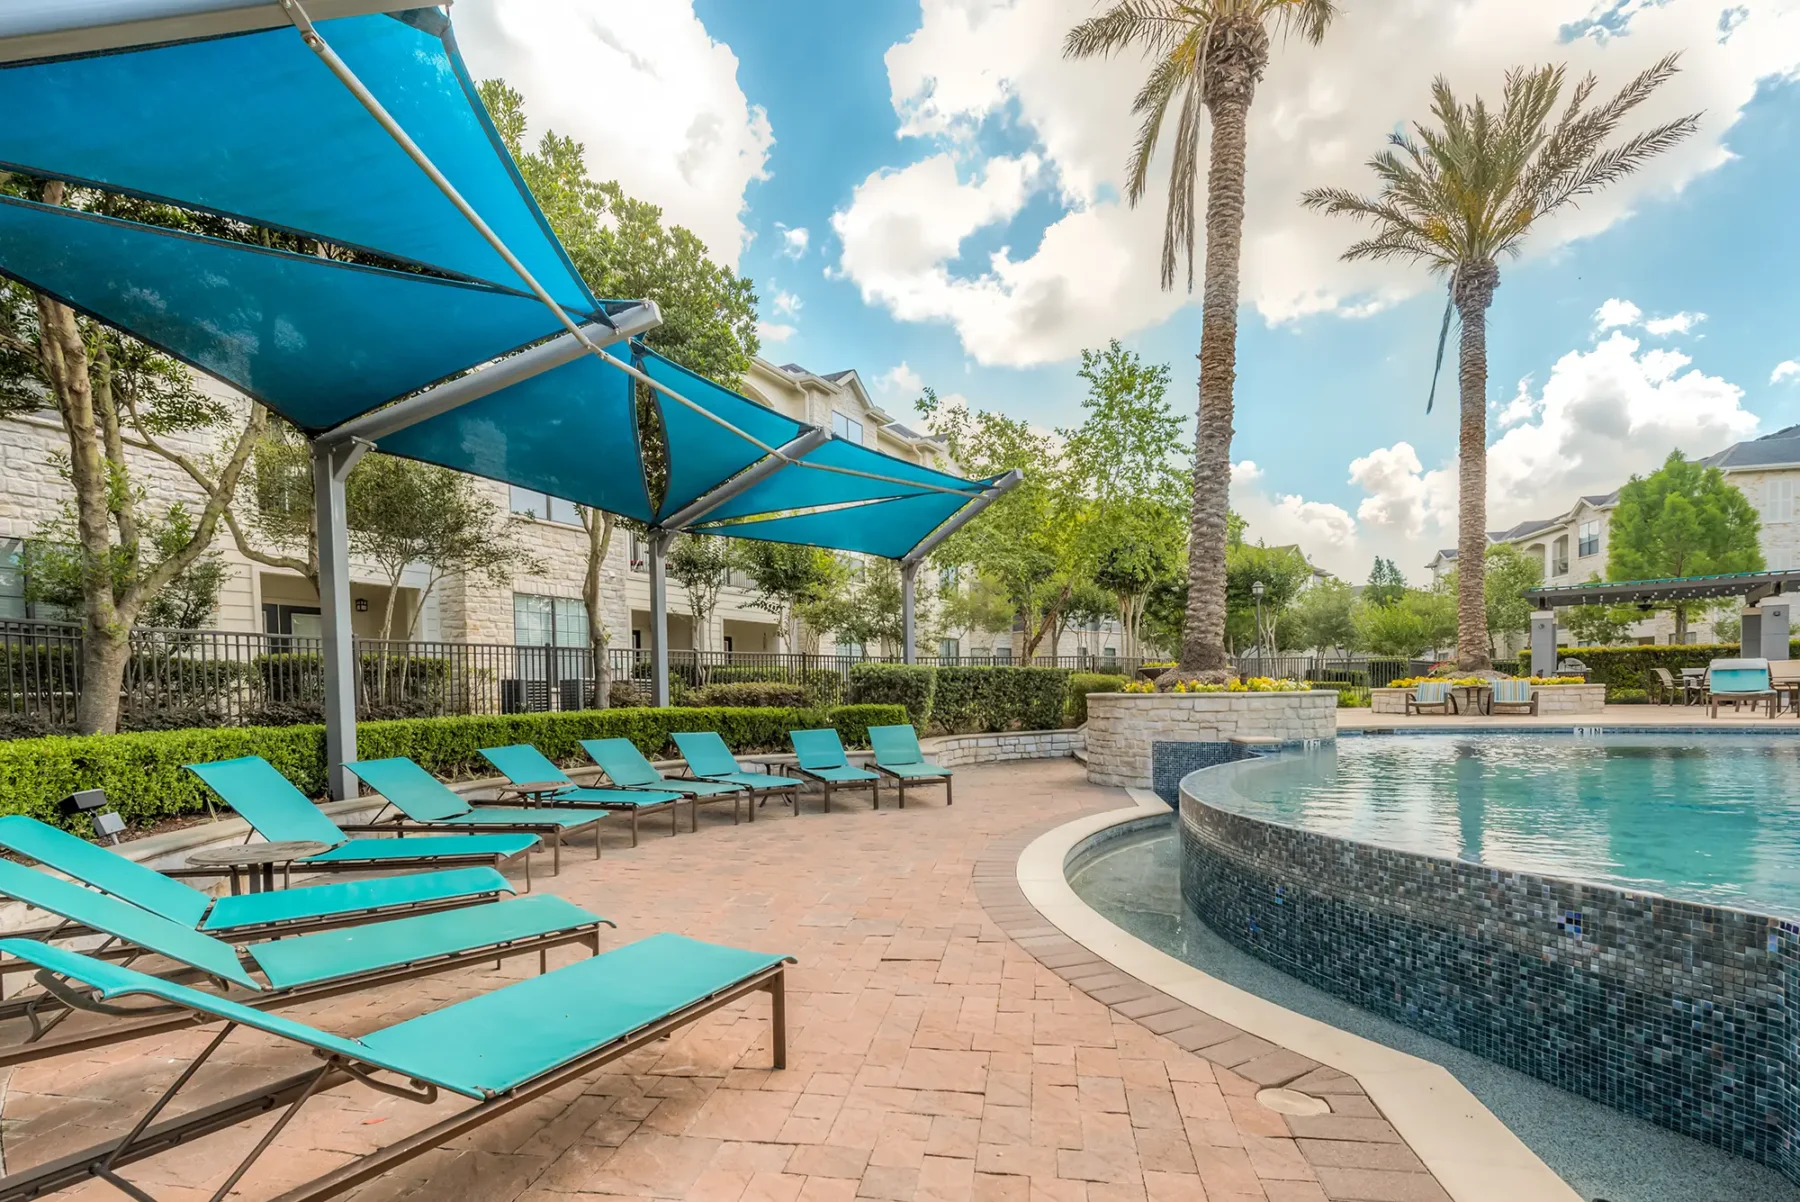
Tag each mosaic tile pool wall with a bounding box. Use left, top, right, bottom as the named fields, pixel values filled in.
left=1177, top=764, right=1800, bottom=1181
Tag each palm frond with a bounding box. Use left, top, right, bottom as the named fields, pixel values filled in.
left=1064, top=1, right=1197, bottom=60
left=1124, top=44, right=1198, bottom=206
left=1267, top=0, right=1339, bottom=45
left=1162, top=70, right=1207, bottom=291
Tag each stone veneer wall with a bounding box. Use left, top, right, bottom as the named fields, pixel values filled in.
left=1178, top=761, right=1800, bottom=1182
left=1369, top=683, right=1605, bottom=715
left=922, top=729, right=1082, bottom=767
left=1085, top=692, right=1335, bottom=788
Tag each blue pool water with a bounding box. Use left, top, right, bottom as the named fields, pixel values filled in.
left=1218, top=732, right=1800, bottom=917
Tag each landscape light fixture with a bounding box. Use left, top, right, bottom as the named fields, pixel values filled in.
left=59, top=789, right=125, bottom=846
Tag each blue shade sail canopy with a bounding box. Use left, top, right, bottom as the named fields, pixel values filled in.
left=704, top=492, right=977, bottom=560
left=0, top=196, right=567, bottom=432
left=0, top=11, right=594, bottom=313
left=640, top=349, right=811, bottom=519
left=380, top=353, right=655, bottom=523
left=702, top=435, right=991, bottom=523
left=0, top=2, right=397, bottom=62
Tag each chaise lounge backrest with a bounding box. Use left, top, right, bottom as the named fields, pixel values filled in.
left=343, top=758, right=475, bottom=821
left=185, top=757, right=347, bottom=847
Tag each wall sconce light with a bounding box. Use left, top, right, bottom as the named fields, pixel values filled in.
left=354, top=598, right=369, bottom=612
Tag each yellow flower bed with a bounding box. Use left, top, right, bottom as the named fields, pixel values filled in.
left=1388, top=675, right=1585, bottom=689
left=1121, top=676, right=1308, bottom=694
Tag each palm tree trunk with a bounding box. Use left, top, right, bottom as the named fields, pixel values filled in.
left=1453, top=264, right=1499, bottom=671
left=1180, top=85, right=1255, bottom=678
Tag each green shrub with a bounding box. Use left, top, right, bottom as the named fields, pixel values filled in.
left=687, top=681, right=809, bottom=708
left=1508, top=642, right=1772, bottom=695
left=0, top=704, right=904, bottom=829
left=932, top=666, right=1069, bottom=733
left=1609, top=687, right=1649, bottom=704
left=1067, top=673, right=1130, bottom=726
left=847, top=663, right=937, bottom=728
left=703, top=665, right=844, bottom=707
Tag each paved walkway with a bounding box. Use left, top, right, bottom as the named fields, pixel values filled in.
left=1, top=759, right=1452, bottom=1202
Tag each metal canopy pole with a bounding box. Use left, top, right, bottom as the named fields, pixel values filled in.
left=311, top=438, right=368, bottom=800
left=647, top=532, right=672, bottom=707
left=901, top=563, right=918, bottom=664
left=660, top=427, right=830, bottom=531
left=901, top=468, right=1024, bottom=566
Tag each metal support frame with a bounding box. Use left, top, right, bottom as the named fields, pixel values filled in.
left=901, top=562, right=918, bottom=664
left=311, top=438, right=368, bottom=801
left=900, top=468, right=1024, bottom=567
left=660, top=426, right=830, bottom=531
left=647, top=531, right=673, bottom=708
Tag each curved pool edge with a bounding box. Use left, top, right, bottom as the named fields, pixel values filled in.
left=1016, top=785, right=1580, bottom=1202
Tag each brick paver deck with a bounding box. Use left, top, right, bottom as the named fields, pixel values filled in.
left=0, top=759, right=1452, bottom=1201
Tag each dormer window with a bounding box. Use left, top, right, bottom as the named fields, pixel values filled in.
left=831, top=411, right=864, bottom=443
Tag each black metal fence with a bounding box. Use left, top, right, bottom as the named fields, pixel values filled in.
left=0, top=620, right=1154, bottom=731
left=1232, top=652, right=1434, bottom=689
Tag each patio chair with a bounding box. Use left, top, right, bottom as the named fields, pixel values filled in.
left=868, top=725, right=953, bottom=807
left=1404, top=680, right=1458, bottom=716
left=0, top=933, right=790, bottom=1202
left=579, top=738, right=749, bottom=829
left=789, top=728, right=881, bottom=811
left=1708, top=658, right=1778, bottom=718
left=342, top=757, right=608, bottom=873
left=1768, top=659, right=1800, bottom=714
left=1487, top=679, right=1538, bottom=716
left=671, top=730, right=804, bottom=815
left=478, top=743, right=687, bottom=846
left=0, top=814, right=514, bottom=942
left=0, top=856, right=605, bottom=1067
left=1649, top=667, right=1685, bottom=706
left=187, top=757, right=543, bottom=887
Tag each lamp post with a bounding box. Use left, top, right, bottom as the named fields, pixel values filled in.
left=1251, top=580, right=1266, bottom=667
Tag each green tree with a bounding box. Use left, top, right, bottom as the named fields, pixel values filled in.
left=1475, top=543, right=1543, bottom=659
left=1353, top=588, right=1457, bottom=658
left=1562, top=588, right=1642, bottom=647
left=1365, top=557, right=1408, bottom=607
left=1283, top=577, right=1358, bottom=654
left=1065, top=0, right=1338, bottom=684
left=667, top=534, right=738, bottom=652
left=1092, top=511, right=1179, bottom=659
left=346, top=455, right=543, bottom=644
left=738, top=542, right=846, bottom=653
left=1607, top=451, right=1763, bottom=641
left=1225, top=543, right=1314, bottom=655
left=939, top=566, right=1015, bottom=651
left=1303, top=58, right=1697, bottom=670
left=24, top=503, right=229, bottom=631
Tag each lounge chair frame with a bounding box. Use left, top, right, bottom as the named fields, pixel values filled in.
left=788, top=764, right=880, bottom=812
left=0, top=962, right=788, bottom=1202
left=356, top=807, right=597, bottom=876
left=481, top=745, right=686, bottom=847
left=579, top=739, right=749, bottom=831
left=868, top=726, right=953, bottom=808
left=1404, top=686, right=1458, bottom=716
left=670, top=733, right=804, bottom=816
left=1487, top=685, right=1538, bottom=717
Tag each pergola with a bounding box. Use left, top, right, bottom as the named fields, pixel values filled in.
left=0, top=1, right=1018, bottom=797
left=1522, top=570, right=1800, bottom=673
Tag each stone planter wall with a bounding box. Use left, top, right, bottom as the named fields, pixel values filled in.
left=1370, top=683, right=1605, bottom=715
left=1085, top=691, right=1335, bottom=788
left=920, top=729, right=1082, bottom=767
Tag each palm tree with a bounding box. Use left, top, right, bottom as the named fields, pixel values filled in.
left=1065, top=0, right=1337, bottom=682
left=1302, top=56, right=1698, bottom=670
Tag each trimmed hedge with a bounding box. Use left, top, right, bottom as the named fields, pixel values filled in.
left=932, top=666, right=1069, bottom=734
left=686, top=681, right=809, bottom=708
left=847, top=663, right=937, bottom=728
left=0, top=704, right=903, bottom=829
left=1068, top=673, right=1131, bottom=726
left=1506, top=642, right=1800, bottom=696
left=702, top=665, right=843, bottom=707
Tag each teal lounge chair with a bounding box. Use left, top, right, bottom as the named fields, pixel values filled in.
left=580, top=738, right=748, bottom=829
left=0, top=856, right=605, bottom=1066
left=1709, top=657, right=1777, bottom=718
left=343, top=757, right=607, bottom=873
left=789, top=728, right=881, bottom=811
left=0, top=814, right=514, bottom=942
left=672, top=730, right=804, bottom=815
left=479, top=743, right=688, bottom=845
left=186, top=757, right=542, bottom=887
left=0, top=933, right=790, bottom=1202
left=868, top=725, right=953, bottom=807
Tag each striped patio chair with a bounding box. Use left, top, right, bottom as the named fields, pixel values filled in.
left=1404, top=680, right=1457, bottom=716
left=1489, top=679, right=1537, bottom=716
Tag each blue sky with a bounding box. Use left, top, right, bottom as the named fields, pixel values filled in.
left=465, top=0, right=1800, bottom=580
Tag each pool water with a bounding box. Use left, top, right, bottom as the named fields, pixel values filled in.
left=1217, top=733, right=1800, bottom=917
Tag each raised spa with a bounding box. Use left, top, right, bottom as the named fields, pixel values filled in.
left=1173, top=733, right=1800, bottom=1184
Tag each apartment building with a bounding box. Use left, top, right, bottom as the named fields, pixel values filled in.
left=1424, top=425, right=1800, bottom=647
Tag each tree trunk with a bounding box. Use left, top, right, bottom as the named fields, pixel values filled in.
left=1453, top=263, right=1499, bottom=672
left=1179, top=51, right=1262, bottom=682
left=581, top=509, right=613, bottom=708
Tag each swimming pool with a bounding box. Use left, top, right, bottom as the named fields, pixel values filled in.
left=1161, top=732, right=1800, bottom=1184
left=1226, top=732, right=1800, bottom=917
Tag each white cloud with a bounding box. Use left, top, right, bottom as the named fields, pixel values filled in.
left=877, top=362, right=924, bottom=395
left=1594, top=298, right=1644, bottom=331
left=1231, top=462, right=1366, bottom=578
left=834, top=0, right=1800, bottom=363
left=756, top=320, right=796, bottom=344
left=777, top=224, right=810, bottom=259
left=1773, top=360, right=1800, bottom=385
left=453, top=0, right=772, bottom=268
left=770, top=289, right=802, bottom=317
left=1645, top=311, right=1705, bottom=336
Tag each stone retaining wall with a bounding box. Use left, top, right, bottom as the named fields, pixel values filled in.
left=920, top=729, right=1083, bottom=767
left=1370, top=683, right=1605, bottom=715
left=1085, top=691, right=1335, bottom=788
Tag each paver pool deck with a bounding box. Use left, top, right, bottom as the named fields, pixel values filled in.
left=0, top=758, right=1454, bottom=1202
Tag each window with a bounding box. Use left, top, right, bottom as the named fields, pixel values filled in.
left=0, top=540, right=26, bottom=620
left=1551, top=536, right=1569, bottom=577
left=991, top=645, right=1012, bottom=664
left=939, top=638, right=959, bottom=659
left=1103, top=646, right=1116, bottom=659
left=508, top=486, right=580, bottom=525
left=512, top=593, right=588, bottom=647
left=1577, top=520, right=1600, bottom=558
left=628, top=532, right=646, bottom=573
left=839, top=640, right=865, bottom=660
left=831, top=411, right=864, bottom=444
left=1764, top=478, right=1796, bottom=525
left=938, top=565, right=959, bottom=591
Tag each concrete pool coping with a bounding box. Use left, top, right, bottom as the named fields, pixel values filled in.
left=1017, top=786, right=1581, bottom=1202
